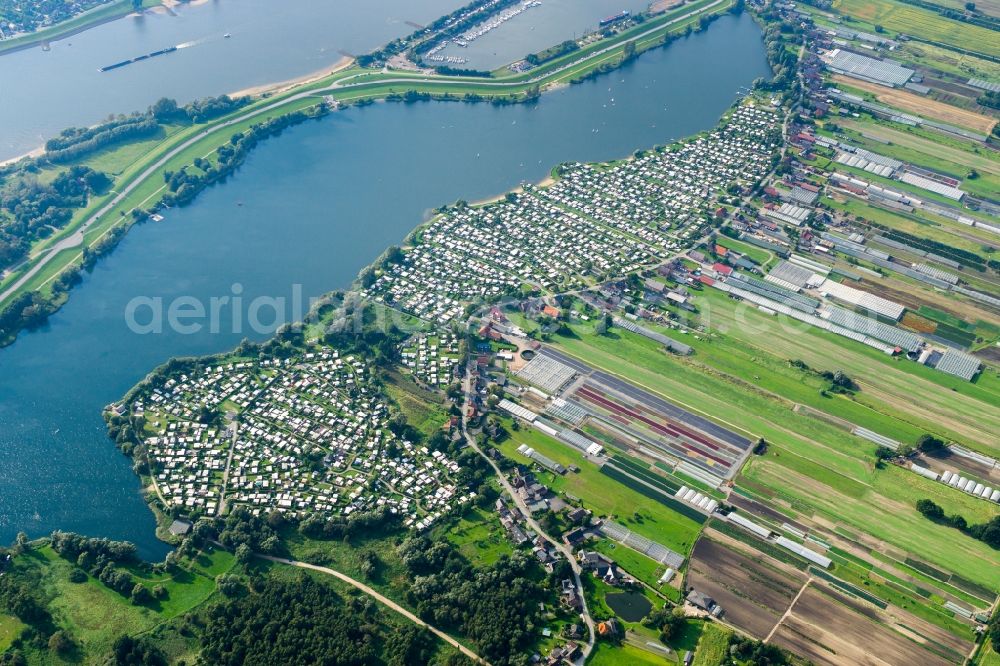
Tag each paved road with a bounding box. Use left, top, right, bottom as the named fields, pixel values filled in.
left=0, top=89, right=321, bottom=306
left=461, top=369, right=596, bottom=665
left=257, top=554, right=491, bottom=665
left=324, top=0, right=727, bottom=93
left=1, top=0, right=726, bottom=310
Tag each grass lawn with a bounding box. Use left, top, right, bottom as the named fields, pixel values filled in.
left=497, top=422, right=703, bottom=556
left=281, top=529, right=415, bottom=607
left=0, top=614, right=26, bottom=652
left=10, top=543, right=232, bottom=659
left=588, top=641, right=676, bottom=665
left=384, top=373, right=451, bottom=437
left=977, top=641, right=1000, bottom=666
left=591, top=540, right=670, bottom=591
left=444, top=506, right=514, bottom=567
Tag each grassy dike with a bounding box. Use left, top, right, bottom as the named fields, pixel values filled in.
left=0, top=0, right=735, bottom=340
left=0, top=0, right=162, bottom=56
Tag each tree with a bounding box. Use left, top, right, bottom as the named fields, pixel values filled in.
left=874, top=446, right=895, bottom=463
left=108, top=635, right=167, bottom=666
left=965, top=1, right=976, bottom=9
left=234, top=543, right=252, bottom=565
left=48, top=630, right=73, bottom=655
left=130, top=583, right=152, bottom=605
left=216, top=574, right=242, bottom=597
left=916, top=499, right=944, bottom=520
left=13, top=532, right=28, bottom=555
left=917, top=434, right=946, bottom=454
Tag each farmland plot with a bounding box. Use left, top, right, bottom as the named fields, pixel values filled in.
left=771, top=584, right=971, bottom=666
left=687, top=533, right=808, bottom=638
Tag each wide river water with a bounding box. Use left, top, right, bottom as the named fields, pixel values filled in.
left=2, top=0, right=694, bottom=161
left=0, top=12, right=770, bottom=558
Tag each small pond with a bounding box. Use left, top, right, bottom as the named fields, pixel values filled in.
left=606, top=591, right=653, bottom=622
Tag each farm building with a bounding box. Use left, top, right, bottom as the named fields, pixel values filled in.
left=763, top=202, right=811, bottom=227
left=767, top=260, right=821, bottom=290
left=931, top=348, right=982, bottom=381
left=817, top=279, right=905, bottom=321
left=822, top=48, right=914, bottom=87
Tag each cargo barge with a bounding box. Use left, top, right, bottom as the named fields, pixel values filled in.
left=599, top=11, right=630, bottom=26
left=99, top=45, right=177, bottom=72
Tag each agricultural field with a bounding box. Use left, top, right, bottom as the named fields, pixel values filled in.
left=832, top=0, right=1000, bottom=58
left=740, top=455, right=1000, bottom=592
left=903, top=39, right=1000, bottom=78
left=770, top=584, right=969, bottom=666
left=821, top=196, right=999, bottom=277
left=517, top=313, right=1000, bottom=593
left=685, top=288, right=1000, bottom=454
left=690, top=523, right=976, bottom=666
left=831, top=76, right=998, bottom=135
left=687, top=531, right=808, bottom=638
left=823, top=119, right=1000, bottom=201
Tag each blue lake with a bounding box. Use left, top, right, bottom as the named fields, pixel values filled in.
left=0, top=12, right=770, bottom=558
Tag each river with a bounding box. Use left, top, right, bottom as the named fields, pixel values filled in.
left=0, top=12, right=770, bottom=559
left=0, top=0, right=465, bottom=161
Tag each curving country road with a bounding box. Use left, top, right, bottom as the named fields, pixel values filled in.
left=257, top=554, right=492, bottom=665
left=461, top=371, right=597, bottom=665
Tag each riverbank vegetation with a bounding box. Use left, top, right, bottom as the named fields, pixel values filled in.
left=0, top=0, right=738, bottom=349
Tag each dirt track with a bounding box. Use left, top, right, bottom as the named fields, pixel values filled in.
left=770, top=585, right=968, bottom=666
left=688, top=536, right=806, bottom=638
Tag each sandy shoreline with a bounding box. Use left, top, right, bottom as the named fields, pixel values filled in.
left=227, top=56, right=353, bottom=98
left=0, top=146, right=45, bottom=168
left=469, top=174, right=557, bottom=207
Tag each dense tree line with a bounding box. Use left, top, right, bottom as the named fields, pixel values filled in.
left=434, top=65, right=492, bottom=77
left=525, top=39, right=579, bottom=66
left=990, top=607, right=1000, bottom=654
left=106, top=635, right=167, bottom=666
left=158, top=104, right=327, bottom=209
left=724, top=634, right=792, bottom=665
left=44, top=115, right=160, bottom=163
left=977, top=90, right=1000, bottom=110
left=756, top=10, right=801, bottom=94
left=0, top=572, right=51, bottom=628
left=49, top=531, right=138, bottom=564
left=0, top=165, right=109, bottom=265
left=398, top=536, right=545, bottom=665
left=916, top=499, right=1000, bottom=548
left=198, top=576, right=386, bottom=665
